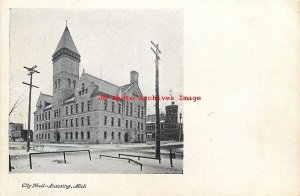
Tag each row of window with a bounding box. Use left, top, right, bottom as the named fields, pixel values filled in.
left=146, top=123, right=178, bottom=130
left=66, top=116, right=91, bottom=127
left=103, top=131, right=122, bottom=140
left=36, top=131, right=145, bottom=142
left=146, top=123, right=164, bottom=130
left=102, top=132, right=145, bottom=142
left=103, top=116, right=144, bottom=130
left=103, top=100, right=144, bottom=119
left=37, top=101, right=92, bottom=122
left=37, top=101, right=145, bottom=122
left=166, top=109, right=177, bottom=114
left=37, top=122, right=51, bottom=131
left=36, top=131, right=90, bottom=140
left=104, top=100, right=122, bottom=114
left=54, top=109, right=61, bottom=118
left=37, top=133, right=50, bottom=140
left=36, top=116, right=145, bottom=131
left=54, top=79, right=76, bottom=90
left=37, top=110, right=51, bottom=122
left=124, top=101, right=144, bottom=118
left=36, top=116, right=91, bottom=130
left=65, top=131, right=90, bottom=139
left=66, top=101, right=91, bottom=115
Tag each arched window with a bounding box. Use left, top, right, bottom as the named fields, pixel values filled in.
left=75, top=132, right=78, bottom=139
left=81, top=131, right=84, bottom=139
left=118, top=132, right=121, bottom=140
left=87, top=131, right=90, bottom=139
left=73, top=80, right=76, bottom=89
left=66, top=132, right=68, bottom=139
left=111, top=132, right=114, bottom=140
left=104, top=131, right=107, bottom=140
left=48, top=133, right=50, bottom=140
left=70, top=132, right=73, bottom=139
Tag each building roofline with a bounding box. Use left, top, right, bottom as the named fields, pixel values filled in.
left=40, top=92, right=53, bottom=97
left=83, top=72, right=121, bottom=88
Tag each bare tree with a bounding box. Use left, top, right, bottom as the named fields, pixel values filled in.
left=9, top=91, right=26, bottom=116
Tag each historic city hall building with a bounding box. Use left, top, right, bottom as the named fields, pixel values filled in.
left=34, top=25, right=146, bottom=143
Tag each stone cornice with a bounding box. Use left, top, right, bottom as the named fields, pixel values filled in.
left=52, top=47, right=81, bottom=63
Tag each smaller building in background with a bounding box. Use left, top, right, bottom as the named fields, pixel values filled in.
left=146, top=102, right=183, bottom=142
left=145, top=114, right=166, bottom=141
left=9, top=122, right=23, bottom=142
left=9, top=122, right=33, bottom=142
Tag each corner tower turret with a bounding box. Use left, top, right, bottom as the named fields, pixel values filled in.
left=52, top=25, right=80, bottom=106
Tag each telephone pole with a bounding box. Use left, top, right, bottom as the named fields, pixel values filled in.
left=23, top=65, right=39, bottom=152
left=151, top=41, right=161, bottom=160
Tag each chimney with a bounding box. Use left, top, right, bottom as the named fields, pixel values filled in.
left=130, top=71, right=139, bottom=84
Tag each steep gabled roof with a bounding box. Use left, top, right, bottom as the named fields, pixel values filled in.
left=120, top=84, right=133, bottom=94
left=40, top=92, right=53, bottom=98
left=39, top=92, right=53, bottom=103
left=83, top=72, right=120, bottom=95
left=54, top=26, right=79, bottom=54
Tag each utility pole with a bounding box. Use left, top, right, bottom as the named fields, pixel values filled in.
left=23, top=65, right=39, bottom=152
left=179, top=113, right=182, bottom=142
left=151, top=41, right=161, bottom=160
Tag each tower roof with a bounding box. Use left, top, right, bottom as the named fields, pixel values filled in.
left=53, top=26, right=79, bottom=55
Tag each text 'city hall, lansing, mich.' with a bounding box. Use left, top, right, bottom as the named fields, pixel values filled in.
left=34, top=25, right=147, bottom=144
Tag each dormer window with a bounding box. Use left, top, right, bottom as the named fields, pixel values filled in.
left=38, top=101, right=42, bottom=109
left=79, top=83, right=88, bottom=96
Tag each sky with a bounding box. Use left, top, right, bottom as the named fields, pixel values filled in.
left=9, top=9, right=183, bottom=127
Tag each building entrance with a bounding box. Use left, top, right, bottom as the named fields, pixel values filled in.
left=55, top=131, right=60, bottom=142
left=124, top=133, right=129, bottom=142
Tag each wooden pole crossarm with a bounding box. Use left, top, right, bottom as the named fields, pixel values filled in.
left=22, top=82, right=39, bottom=88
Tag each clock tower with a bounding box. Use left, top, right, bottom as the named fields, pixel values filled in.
left=52, top=25, right=80, bottom=106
